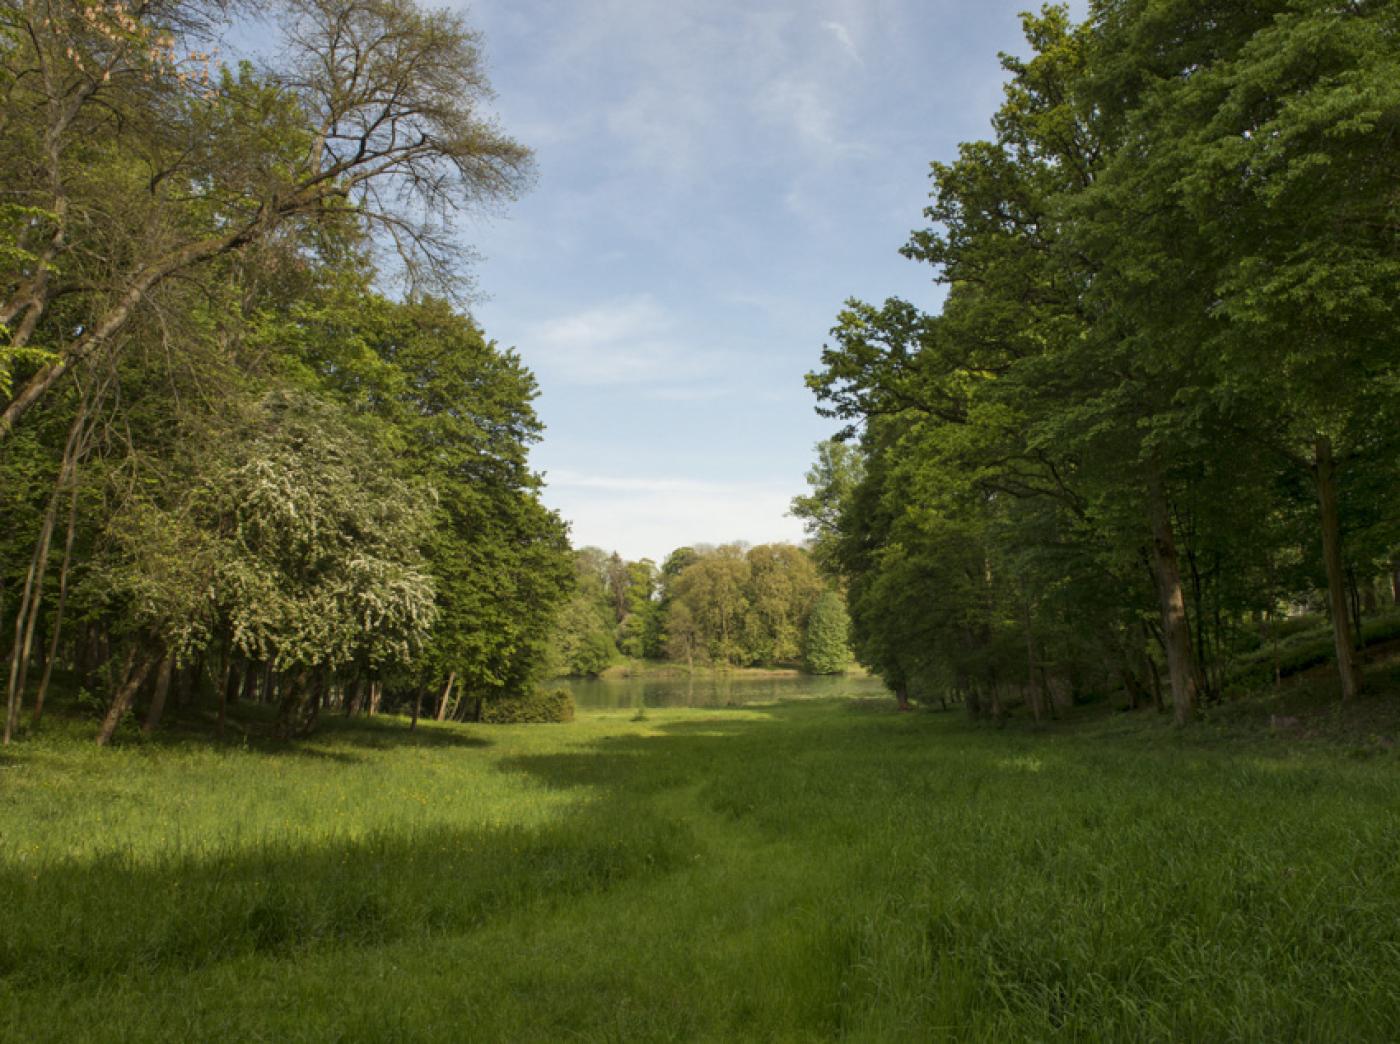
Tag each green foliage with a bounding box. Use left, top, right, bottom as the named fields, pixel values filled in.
left=0, top=0, right=569, bottom=740
left=803, top=591, right=851, bottom=674
left=548, top=543, right=845, bottom=673
left=479, top=686, right=575, bottom=724
left=805, top=0, right=1400, bottom=717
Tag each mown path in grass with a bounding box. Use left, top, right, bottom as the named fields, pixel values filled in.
left=2, top=700, right=1399, bottom=1041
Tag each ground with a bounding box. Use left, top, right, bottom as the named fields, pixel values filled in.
left=1, top=661, right=1398, bottom=1041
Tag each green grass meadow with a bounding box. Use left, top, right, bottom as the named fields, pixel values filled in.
left=2, top=697, right=1399, bottom=1041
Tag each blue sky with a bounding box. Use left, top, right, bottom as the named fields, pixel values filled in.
left=446, top=0, right=1083, bottom=563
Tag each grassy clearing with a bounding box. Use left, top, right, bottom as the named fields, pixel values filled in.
left=2, top=690, right=1399, bottom=1041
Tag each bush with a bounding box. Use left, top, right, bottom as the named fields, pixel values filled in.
left=480, top=687, right=575, bottom=724
left=1225, top=609, right=1400, bottom=692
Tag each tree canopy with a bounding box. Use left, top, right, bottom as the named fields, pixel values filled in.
left=806, top=0, right=1400, bottom=723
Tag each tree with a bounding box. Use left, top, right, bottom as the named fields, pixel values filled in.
left=87, top=390, right=436, bottom=741
left=742, top=544, right=823, bottom=665
left=1, top=0, right=532, bottom=437
left=803, top=591, right=850, bottom=675
left=791, top=440, right=864, bottom=577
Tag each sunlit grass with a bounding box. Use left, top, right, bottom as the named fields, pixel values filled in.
left=2, top=699, right=1398, bottom=1040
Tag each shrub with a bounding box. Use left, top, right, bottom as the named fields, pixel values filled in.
left=1224, top=609, right=1400, bottom=692
left=480, top=687, right=575, bottom=724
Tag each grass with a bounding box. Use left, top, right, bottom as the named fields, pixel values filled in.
left=1, top=686, right=1399, bottom=1041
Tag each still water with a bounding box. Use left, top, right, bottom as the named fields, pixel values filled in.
left=560, top=672, right=891, bottom=710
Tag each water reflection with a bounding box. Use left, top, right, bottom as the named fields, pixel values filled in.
left=559, top=673, right=890, bottom=710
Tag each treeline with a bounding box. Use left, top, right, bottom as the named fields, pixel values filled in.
left=800, top=2, right=1400, bottom=722
left=549, top=544, right=851, bottom=677
left=0, top=0, right=574, bottom=743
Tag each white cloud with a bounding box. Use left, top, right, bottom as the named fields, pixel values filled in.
left=757, top=77, right=839, bottom=148
left=522, top=296, right=720, bottom=387
left=821, top=20, right=862, bottom=64
left=542, top=470, right=807, bottom=562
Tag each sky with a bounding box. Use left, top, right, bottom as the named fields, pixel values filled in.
left=439, top=0, right=1085, bottom=563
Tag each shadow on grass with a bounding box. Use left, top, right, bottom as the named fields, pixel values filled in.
left=0, top=705, right=835, bottom=988
left=0, top=699, right=895, bottom=990
left=0, top=794, right=697, bottom=988
left=25, top=695, right=494, bottom=759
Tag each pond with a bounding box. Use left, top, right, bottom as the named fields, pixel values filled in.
left=559, top=672, right=891, bottom=710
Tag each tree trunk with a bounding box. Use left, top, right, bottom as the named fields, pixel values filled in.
left=10, top=500, right=57, bottom=736
left=1361, top=577, right=1377, bottom=615
left=96, top=647, right=158, bottom=746
left=410, top=683, right=425, bottom=731
left=240, top=662, right=259, bottom=704
left=435, top=671, right=456, bottom=722
left=1312, top=436, right=1363, bottom=700
left=33, top=483, right=79, bottom=725
left=1345, top=565, right=1364, bottom=653
left=1146, top=468, right=1202, bottom=725
left=368, top=680, right=382, bottom=716
left=1022, top=600, right=1042, bottom=723
left=965, top=683, right=982, bottom=722
left=3, top=548, right=41, bottom=746
left=141, top=653, right=175, bottom=735
left=345, top=677, right=365, bottom=717
left=216, top=652, right=233, bottom=738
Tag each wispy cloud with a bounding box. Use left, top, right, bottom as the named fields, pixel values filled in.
left=523, top=296, right=719, bottom=387
left=757, top=76, right=840, bottom=148
left=543, top=470, right=807, bottom=561
left=821, top=20, right=862, bottom=64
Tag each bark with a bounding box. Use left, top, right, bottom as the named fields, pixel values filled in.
left=368, top=680, right=382, bottom=716
left=3, top=549, right=40, bottom=746
left=1022, top=600, right=1042, bottom=723
left=410, top=682, right=425, bottom=731
left=303, top=667, right=327, bottom=735
left=1038, top=667, right=1059, bottom=719
left=1146, top=468, right=1202, bottom=725
left=10, top=505, right=57, bottom=734
left=345, top=677, right=365, bottom=717
left=96, top=647, right=159, bottom=746
left=1312, top=437, right=1363, bottom=700
left=0, top=206, right=294, bottom=439
left=9, top=397, right=93, bottom=736
left=1184, top=541, right=1209, bottom=693
left=1345, top=565, right=1364, bottom=653
left=216, top=652, right=233, bottom=738
left=435, top=671, right=456, bottom=722
left=33, top=483, right=79, bottom=724
left=141, top=653, right=175, bottom=735
left=964, top=683, right=982, bottom=722
left=240, top=662, right=260, bottom=704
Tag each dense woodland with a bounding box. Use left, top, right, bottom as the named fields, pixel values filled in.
left=547, top=543, right=851, bottom=677
left=0, top=0, right=576, bottom=742
left=801, top=1, right=1400, bottom=722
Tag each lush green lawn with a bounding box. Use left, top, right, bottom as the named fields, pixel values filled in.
left=2, top=697, right=1398, bottom=1041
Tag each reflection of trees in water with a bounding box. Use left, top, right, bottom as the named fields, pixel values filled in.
left=563, top=675, right=889, bottom=711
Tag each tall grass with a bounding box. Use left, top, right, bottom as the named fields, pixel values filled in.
left=1, top=699, right=1397, bottom=1040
